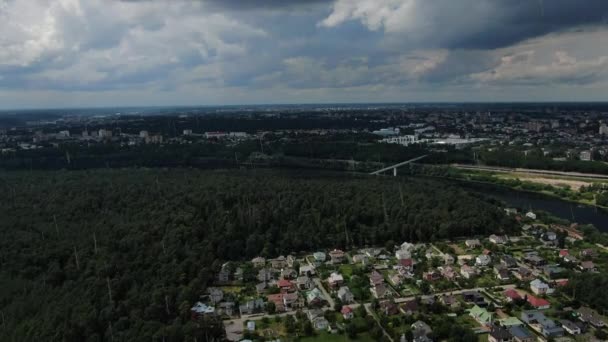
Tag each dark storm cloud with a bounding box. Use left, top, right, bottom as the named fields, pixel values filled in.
left=323, top=0, right=608, bottom=50
left=451, top=0, right=608, bottom=49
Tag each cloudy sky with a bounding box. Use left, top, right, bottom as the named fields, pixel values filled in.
left=1, top=0, right=608, bottom=109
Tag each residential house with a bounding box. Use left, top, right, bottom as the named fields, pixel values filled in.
left=577, top=307, right=606, bottom=328
left=371, top=283, right=390, bottom=299
left=217, top=302, right=235, bottom=316
left=488, top=325, right=512, bottom=342
left=500, top=255, right=518, bottom=268
left=337, top=286, right=354, bottom=304
left=514, top=267, right=533, bottom=281
left=313, top=252, right=326, bottom=265
left=369, top=270, right=385, bottom=287
left=508, top=325, right=535, bottom=342
left=299, top=265, right=315, bottom=277
left=286, top=255, right=297, bottom=268
left=217, top=267, right=230, bottom=283
left=255, top=282, right=267, bottom=294
left=423, top=270, right=441, bottom=282
left=560, top=320, right=581, bottom=335
left=578, top=260, right=596, bottom=272
left=494, top=266, right=510, bottom=281
left=257, top=268, right=274, bottom=282
left=469, top=305, right=493, bottom=326
left=379, top=300, right=400, bottom=316
left=527, top=295, right=550, bottom=310
left=362, top=248, right=382, bottom=258
left=308, top=309, right=329, bottom=330
left=398, top=258, right=415, bottom=270
left=457, top=255, right=474, bottom=265
left=397, top=241, right=416, bottom=257
left=395, top=249, right=411, bottom=260
left=297, top=275, right=313, bottom=290
left=530, top=279, right=551, bottom=295
left=444, top=254, right=455, bottom=265
left=277, top=279, right=294, bottom=293
left=328, top=249, right=345, bottom=264
left=399, top=300, right=419, bottom=315
left=239, top=299, right=265, bottom=316
left=460, top=265, right=478, bottom=279
left=541, top=231, right=557, bottom=245
left=191, top=302, right=215, bottom=319
left=499, top=317, right=523, bottom=327
left=523, top=253, right=547, bottom=267
left=503, top=289, right=522, bottom=303
left=411, top=321, right=433, bottom=342
left=267, top=293, right=286, bottom=312
left=389, top=273, right=403, bottom=286
left=282, top=292, right=301, bottom=310
left=306, top=288, right=325, bottom=307
left=441, top=294, right=459, bottom=309
left=463, top=291, right=487, bottom=306
left=465, top=239, right=481, bottom=249
left=580, top=248, right=596, bottom=258
left=558, top=249, right=569, bottom=258
left=352, top=254, right=369, bottom=265
left=251, top=257, right=266, bottom=268
left=563, top=255, right=578, bottom=264
left=327, top=272, right=344, bottom=289
left=489, top=234, right=508, bottom=245
left=520, top=311, right=564, bottom=338
left=270, top=255, right=287, bottom=269
left=525, top=211, right=537, bottom=220
left=207, top=287, right=223, bottom=304
left=543, top=266, right=565, bottom=279
left=440, top=266, right=457, bottom=281
left=281, top=268, right=297, bottom=280
left=476, top=254, right=492, bottom=266
left=341, top=306, right=354, bottom=320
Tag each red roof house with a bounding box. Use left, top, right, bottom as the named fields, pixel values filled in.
left=341, top=305, right=354, bottom=319
left=527, top=295, right=551, bottom=309
left=559, top=249, right=569, bottom=257
left=277, top=279, right=294, bottom=292
left=504, top=289, right=522, bottom=302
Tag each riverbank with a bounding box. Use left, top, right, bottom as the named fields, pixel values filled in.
left=433, top=165, right=608, bottom=210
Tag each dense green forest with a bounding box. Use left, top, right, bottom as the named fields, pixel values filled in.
left=563, top=272, right=608, bottom=313
left=479, top=149, right=608, bottom=174
left=0, top=133, right=464, bottom=171
left=0, top=169, right=516, bottom=341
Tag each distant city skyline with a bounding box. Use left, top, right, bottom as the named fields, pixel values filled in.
left=1, top=0, right=608, bottom=109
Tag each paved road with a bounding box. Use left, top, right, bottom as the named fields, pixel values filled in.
left=313, top=277, right=335, bottom=308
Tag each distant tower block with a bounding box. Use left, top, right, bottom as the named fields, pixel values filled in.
left=393, top=168, right=397, bottom=177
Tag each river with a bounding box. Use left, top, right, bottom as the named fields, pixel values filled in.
left=456, top=181, right=608, bottom=233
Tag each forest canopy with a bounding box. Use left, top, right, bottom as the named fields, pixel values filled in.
left=0, top=169, right=516, bottom=341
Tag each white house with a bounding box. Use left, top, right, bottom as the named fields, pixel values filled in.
left=530, top=279, right=551, bottom=295
left=476, top=254, right=492, bottom=266
left=395, top=249, right=411, bottom=260
left=465, top=239, right=481, bottom=249
left=526, top=211, right=537, bottom=220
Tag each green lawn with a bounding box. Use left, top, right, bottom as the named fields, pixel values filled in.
left=339, top=264, right=354, bottom=278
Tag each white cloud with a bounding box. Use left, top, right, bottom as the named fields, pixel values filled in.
left=470, top=30, right=608, bottom=85
left=0, top=0, right=266, bottom=88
